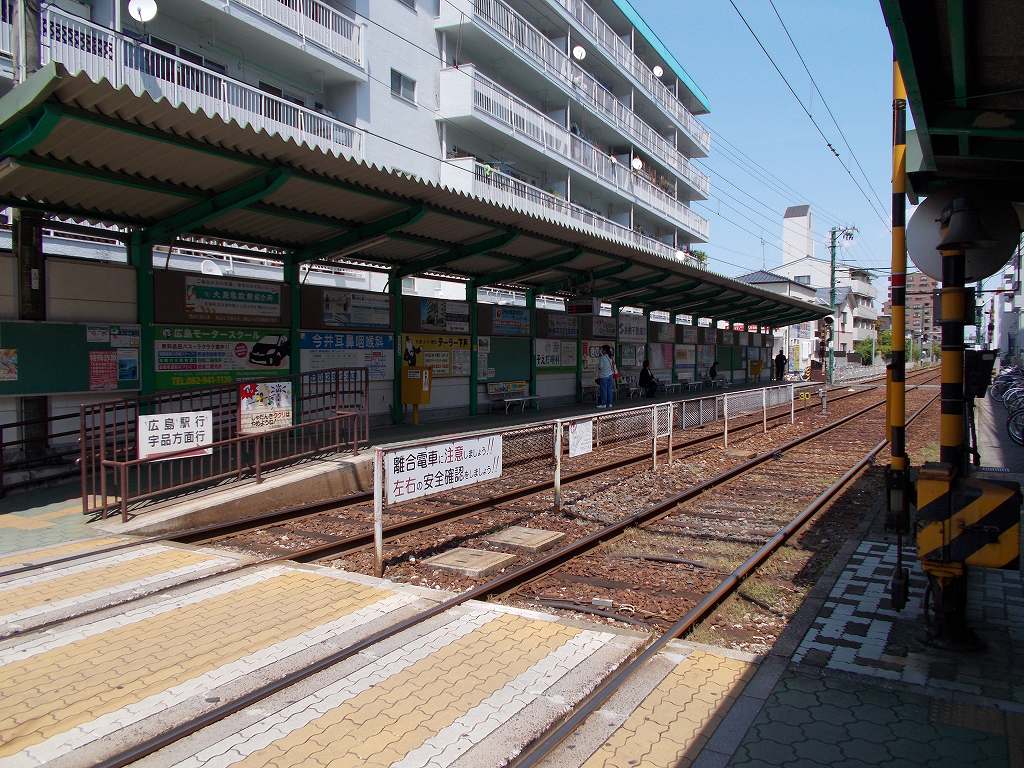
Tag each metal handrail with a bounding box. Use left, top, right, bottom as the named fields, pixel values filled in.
left=40, top=7, right=363, bottom=159
left=235, top=0, right=361, bottom=66
left=469, top=0, right=710, bottom=173
left=468, top=70, right=708, bottom=233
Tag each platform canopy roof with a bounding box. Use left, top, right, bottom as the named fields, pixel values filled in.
left=0, top=64, right=826, bottom=328
left=882, top=0, right=1024, bottom=205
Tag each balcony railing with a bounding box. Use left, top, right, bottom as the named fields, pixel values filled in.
left=234, top=0, right=361, bottom=67
left=471, top=162, right=708, bottom=264
left=550, top=0, right=708, bottom=147
left=468, top=0, right=710, bottom=188
left=1, top=0, right=10, bottom=57
left=469, top=71, right=707, bottom=236
left=40, top=8, right=362, bottom=160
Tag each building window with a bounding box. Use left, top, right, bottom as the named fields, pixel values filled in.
left=391, top=69, right=416, bottom=104
left=794, top=275, right=811, bottom=285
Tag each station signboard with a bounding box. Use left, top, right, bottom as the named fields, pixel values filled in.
left=138, top=410, right=213, bottom=461
left=384, top=434, right=502, bottom=504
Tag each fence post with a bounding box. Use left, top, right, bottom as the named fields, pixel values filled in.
left=668, top=403, right=674, bottom=465
left=790, top=384, right=795, bottom=424
left=723, top=395, right=729, bottom=448
left=120, top=462, right=128, bottom=523
left=373, top=447, right=384, bottom=577
left=821, top=387, right=828, bottom=416
left=100, top=414, right=108, bottom=519
left=254, top=437, right=263, bottom=483
left=553, top=421, right=563, bottom=511
left=762, top=387, right=768, bottom=434
left=651, top=405, right=657, bottom=470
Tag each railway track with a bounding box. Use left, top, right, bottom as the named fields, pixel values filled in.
left=85, top=371, right=939, bottom=768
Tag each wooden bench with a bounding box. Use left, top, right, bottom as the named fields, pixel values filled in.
left=501, top=395, right=540, bottom=414
left=663, top=382, right=682, bottom=395
left=685, top=381, right=703, bottom=394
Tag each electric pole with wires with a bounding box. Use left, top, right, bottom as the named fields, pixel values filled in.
left=828, top=225, right=857, bottom=383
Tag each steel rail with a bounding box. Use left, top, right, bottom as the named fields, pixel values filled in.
left=511, top=391, right=940, bottom=768
left=89, top=386, right=936, bottom=768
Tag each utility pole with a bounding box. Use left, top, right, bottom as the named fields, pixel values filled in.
left=828, top=225, right=857, bottom=384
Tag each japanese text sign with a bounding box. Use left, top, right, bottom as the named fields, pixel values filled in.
left=138, top=410, right=213, bottom=461
left=239, top=382, right=292, bottom=434
left=384, top=435, right=502, bottom=504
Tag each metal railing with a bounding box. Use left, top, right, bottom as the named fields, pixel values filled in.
left=468, top=0, right=711, bottom=171
left=78, top=367, right=369, bottom=519
left=0, top=0, right=10, bottom=57
left=235, top=0, right=362, bottom=66
left=549, top=0, right=710, bottom=149
left=40, top=7, right=363, bottom=160
left=469, top=71, right=708, bottom=234
left=472, top=163, right=698, bottom=259
left=723, top=384, right=794, bottom=447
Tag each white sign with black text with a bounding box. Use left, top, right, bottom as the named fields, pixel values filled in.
left=568, top=418, right=593, bottom=457
left=138, top=410, right=213, bottom=461
left=384, top=434, right=502, bottom=504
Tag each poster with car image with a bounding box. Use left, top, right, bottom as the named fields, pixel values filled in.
left=153, top=325, right=290, bottom=389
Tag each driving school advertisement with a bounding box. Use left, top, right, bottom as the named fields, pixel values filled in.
left=153, top=325, right=289, bottom=389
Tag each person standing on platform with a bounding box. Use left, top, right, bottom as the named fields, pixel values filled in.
left=707, top=361, right=718, bottom=382
left=596, top=345, right=616, bottom=408
left=774, top=350, right=787, bottom=381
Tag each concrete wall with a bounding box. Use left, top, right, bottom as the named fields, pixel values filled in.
left=46, top=257, right=136, bottom=322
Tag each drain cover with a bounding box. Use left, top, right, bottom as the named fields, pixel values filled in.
left=422, top=547, right=516, bottom=578
left=485, top=525, right=565, bottom=552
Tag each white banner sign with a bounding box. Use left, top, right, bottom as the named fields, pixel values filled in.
left=138, top=410, right=213, bottom=461
left=385, top=434, right=502, bottom=504
left=322, top=290, right=391, bottom=329
left=568, top=419, right=593, bottom=457
left=239, top=382, right=292, bottom=434
left=618, top=313, right=647, bottom=342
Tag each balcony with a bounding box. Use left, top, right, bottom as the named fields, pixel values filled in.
left=547, top=0, right=708, bottom=138
left=41, top=8, right=362, bottom=161
left=230, top=0, right=361, bottom=67
left=440, top=68, right=708, bottom=237
left=852, top=304, right=877, bottom=322
left=437, top=0, right=711, bottom=167
left=442, top=158, right=708, bottom=263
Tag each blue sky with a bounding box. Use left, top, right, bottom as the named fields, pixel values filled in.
left=632, top=0, right=894, bottom=288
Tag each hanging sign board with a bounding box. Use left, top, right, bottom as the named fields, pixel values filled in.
left=239, top=382, right=293, bottom=434
left=300, top=331, right=394, bottom=380
left=492, top=306, right=530, bottom=336
left=138, top=410, right=214, bottom=461
left=322, top=290, right=391, bottom=329
left=568, top=418, right=593, bottom=457
left=384, top=434, right=502, bottom=504
left=420, top=299, right=470, bottom=333
left=185, top=276, right=281, bottom=323
left=618, top=313, right=647, bottom=342
left=591, top=316, right=617, bottom=338
left=545, top=314, right=579, bottom=338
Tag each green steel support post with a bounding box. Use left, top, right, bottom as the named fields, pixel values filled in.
left=390, top=275, right=403, bottom=425
left=612, top=304, right=621, bottom=370
left=130, top=232, right=156, bottom=397
left=527, top=289, right=537, bottom=397
left=469, top=284, right=479, bottom=416
left=576, top=331, right=584, bottom=403
left=284, top=259, right=302, bottom=419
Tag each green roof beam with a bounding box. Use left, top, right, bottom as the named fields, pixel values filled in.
left=598, top=272, right=673, bottom=300
left=470, top=247, right=582, bottom=290
left=396, top=230, right=517, bottom=278
left=625, top=279, right=704, bottom=306
left=0, top=103, right=61, bottom=157
left=295, top=205, right=425, bottom=262
left=536, top=261, right=632, bottom=293
left=143, top=168, right=292, bottom=246
left=948, top=0, right=969, bottom=155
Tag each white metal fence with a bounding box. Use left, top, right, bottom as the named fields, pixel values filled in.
left=235, top=0, right=362, bottom=67
left=370, top=384, right=796, bottom=575
left=40, top=7, right=363, bottom=160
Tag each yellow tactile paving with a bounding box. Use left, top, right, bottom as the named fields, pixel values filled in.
left=582, top=651, right=754, bottom=768
left=232, top=612, right=579, bottom=768
left=0, top=537, right=130, bottom=572
left=0, top=516, right=51, bottom=530
left=0, top=571, right=392, bottom=757
left=0, top=547, right=218, bottom=615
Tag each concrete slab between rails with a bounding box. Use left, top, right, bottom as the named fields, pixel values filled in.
left=90, top=452, right=374, bottom=537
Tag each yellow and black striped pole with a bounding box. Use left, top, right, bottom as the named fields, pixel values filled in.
left=889, top=58, right=907, bottom=477
left=938, top=214, right=966, bottom=473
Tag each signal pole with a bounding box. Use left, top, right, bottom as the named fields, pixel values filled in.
left=828, top=225, right=857, bottom=384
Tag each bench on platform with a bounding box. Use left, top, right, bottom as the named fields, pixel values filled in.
left=485, top=382, right=539, bottom=414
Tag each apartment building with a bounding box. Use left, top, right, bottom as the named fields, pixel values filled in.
left=885, top=270, right=939, bottom=340
left=0, top=0, right=710, bottom=269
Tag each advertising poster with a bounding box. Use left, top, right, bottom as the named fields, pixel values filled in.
left=619, top=342, right=645, bottom=369
left=568, top=418, right=593, bottom=457
left=492, top=305, right=530, bottom=336
left=652, top=323, right=675, bottom=343
left=185, top=276, right=281, bottom=323
left=617, top=313, right=647, bottom=342
left=721, top=330, right=735, bottom=345
left=385, top=434, right=502, bottom=504
left=239, top=381, right=292, bottom=434
left=88, top=350, right=118, bottom=391
left=591, top=316, right=616, bottom=338
left=674, top=344, right=696, bottom=381
left=582, top=340, right=614, bottom=374
left=138, top=410, right=213, bottom=461
left=0, top=349, right=16, bottom=381
left=697, top=344, right=717, bottom=374
left=647, top=342, right=673, bottom=370
left=739, top=331, right=750, bottom=346
left=300, top=332, right=394, bottom=381
left=420, top=299, right=469, bottom=333
left=546, top=314, right=578, bottom=338
left=535, top=338, right=577, bottom=370
left=322, top=290, right=390, bottom=329
left=87, top=324, right=140, bottom=347
left=117, top=348, right=139, bottom=382
left=477, top=336, right=495, bottom=380
left=154, top=326, right=289, bottom=389
left=403, top=334, right=471, bottom=377
left=681, top=327, right=699, bottom=345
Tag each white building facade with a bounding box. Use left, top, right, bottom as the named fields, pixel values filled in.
left=0, top=0, right=711, bottom=269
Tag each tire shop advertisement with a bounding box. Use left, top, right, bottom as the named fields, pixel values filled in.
left=154, top=325, right=289, bottom=389
left=185, top=276, right=281, bottom=323
left=300, top=331, right=394, bottom=381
